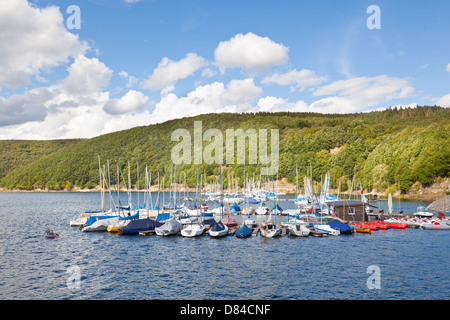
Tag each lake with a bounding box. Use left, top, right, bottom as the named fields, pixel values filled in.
left=0, top=192, right=448, bottom=301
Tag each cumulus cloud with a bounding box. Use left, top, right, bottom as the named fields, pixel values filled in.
left=64, top=56, right=113, bottom=94
left=119, top=71, right=138, bottom=88
left=214, top=32, right=289, bottom=73
left=253, top=96, right=308, bottom=113
left=0, top=87, right=58, bottom=126
left=104, top=90, right=150, bottom=115
left=0, top=0, right=88, bottom=88
left=312, top=75, right=414, bottom=113
left=149, top=78, right=262, bottom=124
left=141, top=53, right=207, bottom=93
left=262, top=69, right=327, bottom=91
left=436, top=94, right=450, bottom=107
left=446, top=63, right=450, bottom=72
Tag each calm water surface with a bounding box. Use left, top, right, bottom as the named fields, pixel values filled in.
left=0, top=192, right=448, bottom=300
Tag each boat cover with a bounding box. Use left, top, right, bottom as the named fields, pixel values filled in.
left=119, top=211, right=139, bottom=220
left=329, top=221, right=352, bottom=232
left=273, top=204, right=283, bottom=211
left=86, top=215, right=118, bottom=226
left=210, top=221, right=226, bottom=232
left=203, top=218, right=217, bottom=226
left=235, top=224, right=252, bottom=237
left=230, top=203, right=241, bottom=211
left=222, top=216, right=238, bottom=227
left=120, top=218, right=162, bottom=235
left=156, top=212, right=171, bottom=221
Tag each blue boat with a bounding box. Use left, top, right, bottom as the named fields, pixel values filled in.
left=118, top=218, right=162, bottom=235
left=235, top=224, right=252, bottom=238
left=329, top=221, right=353, bottom=234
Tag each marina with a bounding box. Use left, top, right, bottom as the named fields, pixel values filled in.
left=0, top=191, right=449, bottom=300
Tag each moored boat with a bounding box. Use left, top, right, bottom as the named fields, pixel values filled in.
left=180, top=223, right=205, bottom=237
left=209, top=220, right=229, bottom=238
left=287, top=224, right=310, bottom=237
left=235, top=224, right=253, bottom=238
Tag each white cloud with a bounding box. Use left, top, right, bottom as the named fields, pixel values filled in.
left=0, top=87, right=58, bottom=126
left=214, top=32, right=289, bottom=73
left=119, top=71, right=138, bottom=88
left=201, top=68, right=217, bottom=78
left=253, top=96, right=308, bottom=113
left=104, top=90, right=150, bottom=115
left=0, top=0, right=88, bottom=88
left=446, top=63, right=450, bottom=72
left=436, top=94, right=450, bottom=107
left=262, top=69, right=327, bottom=91
left=141, top=53, right=207, bottom=93
left=312, top=75, right=414, bottom=112
left=149, top=78, right=262, bottom=124
left=64, top=56, right=113, bottom=94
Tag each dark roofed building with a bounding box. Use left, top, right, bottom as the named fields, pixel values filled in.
left=326, top=200, right=369, bottom=223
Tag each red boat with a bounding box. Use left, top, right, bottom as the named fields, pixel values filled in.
left=222, top=216, right=238, bottom=227
left=369, top=221, right=390, bottom=230
left=350, top=222, right=378, bottom=231
left=385, top=222, right=407, bottom=229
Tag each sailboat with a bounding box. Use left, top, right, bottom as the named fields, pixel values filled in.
left=209, top=165, right=229, bottom=238
left=235, top=223, right=253, bottom=238
left=181, top=167, right=206, bottom=237
left=260, top=177, right=281, bottom=238
left=288, top=165, right=310, bottom=237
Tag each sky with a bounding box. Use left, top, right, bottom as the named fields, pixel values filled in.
left=0, top=0, right=449, bottom=139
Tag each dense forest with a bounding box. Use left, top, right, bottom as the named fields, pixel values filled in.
left=0, top=106, right=448, bottom=194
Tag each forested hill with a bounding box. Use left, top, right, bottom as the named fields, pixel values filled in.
left=0, top=106, right=448, bottom=193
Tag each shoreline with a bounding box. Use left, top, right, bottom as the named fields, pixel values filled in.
left=1, top=185, right=447, bottom=203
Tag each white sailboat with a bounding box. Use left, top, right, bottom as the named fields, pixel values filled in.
left=260, top=177, right=281, bottom=238
left=288, top=165, right=310, bottom=237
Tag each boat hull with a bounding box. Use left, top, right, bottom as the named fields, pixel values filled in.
left=180, top=224, right=205, bottom=237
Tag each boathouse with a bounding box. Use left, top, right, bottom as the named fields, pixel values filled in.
left=326, top=200, right=369, bottom=223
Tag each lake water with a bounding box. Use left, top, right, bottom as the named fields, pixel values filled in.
left=0, top=192, right=448, bottom=301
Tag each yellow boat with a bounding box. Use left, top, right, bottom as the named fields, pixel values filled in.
left=107, top=225, right=120, bottom=233
left=354, top=227, right=371, bottom=234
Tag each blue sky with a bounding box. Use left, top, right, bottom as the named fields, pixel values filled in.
left=0, top=0, right=449, bottom=139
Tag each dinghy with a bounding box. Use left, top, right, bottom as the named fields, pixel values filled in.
left=43, top=229, right=59, bottom=239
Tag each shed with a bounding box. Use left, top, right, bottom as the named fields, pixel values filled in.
left=326, top=200, right=368, bottom=223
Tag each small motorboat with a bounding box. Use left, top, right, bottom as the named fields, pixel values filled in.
left=287, top=224, right=310, bottom=237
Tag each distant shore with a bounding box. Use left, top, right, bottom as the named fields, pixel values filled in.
left=1, top=179, right=448, bottom=202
